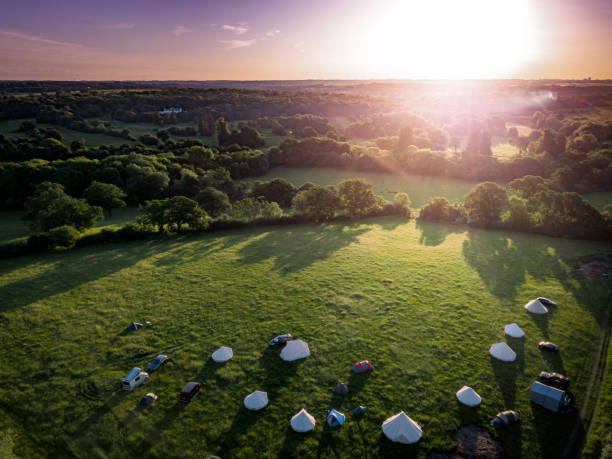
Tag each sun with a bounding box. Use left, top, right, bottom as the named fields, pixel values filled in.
left=344, top=0, right=539, bottom=79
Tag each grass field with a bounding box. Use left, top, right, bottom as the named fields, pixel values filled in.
left=245, top=167, right=482, bottom=207
left=0, top=207, right=140, bottom=246
left=583, top=192, right=612, bottom=211
left=0, top=218, right=610, bottom=458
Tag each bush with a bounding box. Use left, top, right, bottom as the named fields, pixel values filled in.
left=48, top=225, right=80, bottom=249
left=419, top=197, right=454, bottom=222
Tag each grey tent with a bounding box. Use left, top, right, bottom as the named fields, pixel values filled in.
left=530, top=381, right=570, bottom=412
left=491, top=410, right=520, bottom=428
left=353, top=406, right=367, bottom=416
left=334, top=383, right=349, bottom=395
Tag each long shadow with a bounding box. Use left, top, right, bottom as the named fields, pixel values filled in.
left=506, top=337, right=525, bottom=374
left=490, top=356, right=518, bottom=409
left=530, top=401, right=582, bottom=459
left=456, top=400, right=481, bottom=426
left=416, top=220, right=465, bottom=247
left=278, top=424, right=313, bottom=458
left=376, top=431, right=421, bottom=458
left=539, top=349, right=567, bottom=375
left=0, top=238, right=183, bottom=313
left=496, top=421, right=523, bottom=459
left=234, top=223, right=372, bottom=273
left=529, top=313, right=551, bottom=340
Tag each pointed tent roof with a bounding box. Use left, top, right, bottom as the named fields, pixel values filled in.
left=525, top=299, right=549, bottom=314
left=244, top=390, right=269, bottom=410
left=211, top=346, right=233, bottom=362
left=382, top=412, right=423, bottom=444
left=290, top=408, right=315, bottom=432
left=326, top=409, right=345, bottom=427
left=280, top=339, right=310, bottom=361
left=456, top=386, right=482, bottom=407
left=504, top=323, right=525, bottom=338
left=489, top=342, right=516, bottom=361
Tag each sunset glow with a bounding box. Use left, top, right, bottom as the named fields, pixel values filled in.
left=0, top=0, right=611, bottom=80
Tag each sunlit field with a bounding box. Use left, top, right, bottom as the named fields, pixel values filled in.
left=0, top=219, right=609, bottom=458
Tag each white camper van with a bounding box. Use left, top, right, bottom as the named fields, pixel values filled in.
left=123, top=367, right=149, bottom=391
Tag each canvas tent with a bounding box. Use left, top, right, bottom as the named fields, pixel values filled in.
left=525, top=299, right=549, bottom=314
left=351, top=360, right=373, bottom=374
left=504, top=323, right=525, bottom=338
left=456, top=386, right=482, bottom=407
left=326, top=409, right=345, bottom=427
left=244, top=390, right=269, bottom=411
left=290, top=408, right=315, bottom=432
left=127, top=322, right=142, bottom=331
left=334, top=383, right=349, bottom=395
left=529, top=381, right=568, bottom=413
left=489, top=342, right=516, bottom=361
left=211, top=346, right=233, bottom=362
left=280, top=339, right=310, bottom=361
left=382, top=412, right=422, bottom=444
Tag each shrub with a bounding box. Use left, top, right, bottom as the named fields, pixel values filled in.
left=48, top=225, right=80, bottom=249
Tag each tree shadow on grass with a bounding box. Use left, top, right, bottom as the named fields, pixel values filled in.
left=490, top=357, right=518, bottom=409
left=234, top=223, right=373, bottom=274
left=416, top=220, right=465, bottom=247
left=0, top=238, right=181, bottom=313
left=530, top=402, right=582, bottom=459
left=539, top=349, right=566, bottom=375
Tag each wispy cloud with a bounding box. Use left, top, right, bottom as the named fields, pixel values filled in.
left=172, top=26, right=192, bottom=36
left=265, top=29, right=281, bottom=37
left=222, top=24, right=248, bottom=35
left=98, top=22, right=135, bottom=30
left=0, top=29, right=83, bottom=49
left=219, top=39, right=256, bottom=49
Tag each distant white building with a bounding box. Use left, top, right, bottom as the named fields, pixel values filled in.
left=159, top=107, right=183, bottom=115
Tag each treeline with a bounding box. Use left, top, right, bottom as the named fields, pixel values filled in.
left=0, top=87, right=392, bottom=125
left=1, top=178, right=411, bottom=255
left=418, top=180, right=611, bottom=241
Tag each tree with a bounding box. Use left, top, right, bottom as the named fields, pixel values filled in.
left=292, top=185, right=340, bottom=222
left=173, top=169, right=200, bottom=197
left=24, top=182, right=102, bottom=231
left=418, top=197, right=452, bottom=222
left=505, top=196, right=532, bottom=230
left=231, top=197, right=282, bottom=220
left=138, top=200, right=168, bottom=232
left=250, top=178, right=298, bottom=208
left=194, top=187, right=231, bottom=217
left=508, top=175, right=549, bottom=198
left=85, top=181, right=126, bottom=217
left=166, top=196, right=210, bottom=231
left=338, top=179, right=381, bottom=217
left=394, top=192, right=412, bottom=217
left=300, top=126, right=318, bottom=138
left=536, top=128, right=565, bottom=157
left=398, top=126, right=414, bottom=151
left=464, top=182, right=508, bottom=225
left=216, top=117, right=231, bottom=146
left=464, top=130, right=492, bottom=158
left=48, top=225, right=80, bottom=249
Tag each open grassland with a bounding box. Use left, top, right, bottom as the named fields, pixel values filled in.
left=0, top=218, right=610, bottom=458
left=0, top=207, right=140, bottom=246
left=582, top=192, right=612, bottom=211
left=245, top=167, right=482, bottom=207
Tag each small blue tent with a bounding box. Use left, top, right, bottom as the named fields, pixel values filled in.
left=327, top=409, right=345, bottom=427
left=353, top=406, right=368, bottom=416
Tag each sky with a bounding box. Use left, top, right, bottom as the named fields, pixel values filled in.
left=1, top=0, right=611, bottom=80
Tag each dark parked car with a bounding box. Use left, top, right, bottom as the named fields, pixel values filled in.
left=139, top=393, right=158, bottom=408
left=538, top=297, right=557, bottom=307
left=538, top=341, right=559, bottom=352
left=539, top=371, right=570, bottom=391
left=179, top=382, right=201, bottom=403
left=491, top=410, right=521, bottom=428
left=149, top=354, right=169, bottom=371
left=269, top=334, right=294, bottom=347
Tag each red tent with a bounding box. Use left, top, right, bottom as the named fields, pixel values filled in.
left=351, top=360, right=373, bottom=373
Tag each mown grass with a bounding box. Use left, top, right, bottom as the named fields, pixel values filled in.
left=0, top=207, right=140, bottom=245
left=0, top=218, right=609, bottom=458
left=245, top=167, right=481, bottom=207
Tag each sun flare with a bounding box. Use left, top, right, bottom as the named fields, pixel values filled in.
left=345, top=0, right=539, bottom=79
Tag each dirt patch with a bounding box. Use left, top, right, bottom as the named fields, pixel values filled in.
left=575, top=254, right=612, bottom=279
left=428, top=425, right=503, bottom=459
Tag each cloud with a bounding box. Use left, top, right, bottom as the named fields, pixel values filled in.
left=172, top=26, right=192, bottom=36
left=98, top=22, right=135, bottom=30
left=219, top=39, right=256, bottom=49
left=0, top=29, right=83, bottom=49
left=222, top=24, right=248, bottom=35
left=265, top=29, right=280, bottom=37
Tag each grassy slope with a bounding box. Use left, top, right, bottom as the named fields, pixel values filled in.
left=244, top=167, right=481, bottom=207
left=0, top=218, right=609, bottom=458
left=0, top=207, right=140, bottom=245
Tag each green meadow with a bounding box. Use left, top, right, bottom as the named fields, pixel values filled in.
left=245, top=167, right=481, bottom=207
left=0, top=218, right=610, bottom=458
